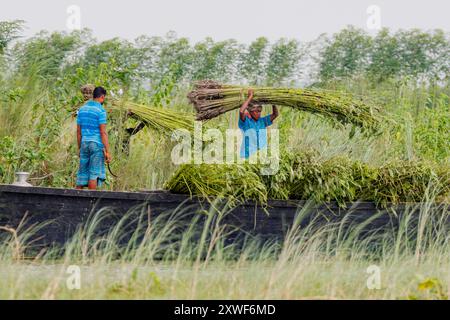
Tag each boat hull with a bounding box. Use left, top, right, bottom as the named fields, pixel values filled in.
left=0, top=185, right=448, bottom=247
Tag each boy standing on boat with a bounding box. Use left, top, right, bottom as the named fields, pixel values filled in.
left=239, top=89, right=279, bottom=159
left=76, top=86, right=112, bottom=190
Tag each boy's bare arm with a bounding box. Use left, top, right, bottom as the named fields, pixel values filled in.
left=271, top=105, right=279, bottom=122
left=99, top=124, right=112, bottom=163
left=239, top=89, right=254, bottom=121
left=77, top=125, right=81, bottom=154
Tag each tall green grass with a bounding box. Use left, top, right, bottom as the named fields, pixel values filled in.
left=1, top=72, right=448, bottom=190
left=1, top=31, right=449, bottom=301
left=0, top=195, right=448, bottom=299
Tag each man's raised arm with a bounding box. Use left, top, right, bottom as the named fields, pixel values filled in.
left=271, top=105, right=279, bottom=122
left=239, top=89, right=254, bottom=121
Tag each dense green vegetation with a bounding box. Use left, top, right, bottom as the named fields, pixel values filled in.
left=166, top=151, right=449, bottom=207
left=0, top=20, right=448, bottom=194
left=0, top=20, right=449, bottom=301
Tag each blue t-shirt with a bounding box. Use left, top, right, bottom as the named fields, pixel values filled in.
left=238, top=115, right=272, bottom=158
left=77, top=101, right=107, bottom=146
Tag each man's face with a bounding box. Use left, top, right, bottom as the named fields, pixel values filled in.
left=249, top=107, right=262, bottom=120
left=98, top=95, right=106, bottom=105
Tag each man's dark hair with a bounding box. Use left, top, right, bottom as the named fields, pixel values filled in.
left=93, top=86, right=107, bottom=99
left=248, top=102, right=262, bottom=111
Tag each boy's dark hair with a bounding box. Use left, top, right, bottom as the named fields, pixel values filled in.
left=248, top=102, right=262, bottom=112
left=93, top=86, right=107, bottom=99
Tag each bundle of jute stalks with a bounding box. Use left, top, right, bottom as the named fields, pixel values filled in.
left=111, top=101, right=195, bottom=136
left=80, top=84, right=95, bottom=101
left=164, top=150, right=450, bottom=208
left=188, top=81, right=384, bottom=132
left=78, top=85, right=194, bottom=136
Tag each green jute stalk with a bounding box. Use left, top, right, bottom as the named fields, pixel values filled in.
left=111, top=101, right=195, bottom=136
left=188, top=81, right=385, bottom=132
left=164, top=150, right=450, bottom=208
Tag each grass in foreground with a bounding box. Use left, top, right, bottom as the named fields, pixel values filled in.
left=0, top=198, right=449, bottom=300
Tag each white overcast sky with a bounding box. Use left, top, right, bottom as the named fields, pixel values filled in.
left=1, top=0, right=449, bottom=43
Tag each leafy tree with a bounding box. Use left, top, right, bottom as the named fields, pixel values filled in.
left=425, top=29, right=450, bottom=81
left=0, top=20, right=24, bottom=54
left=153, top=32, right=193, bottom=84
left=318, top=26, right=372, bottom=82
left=191, top=38, right=240, bottom=82
left=367, top=28, right=402, bottom=82
left=79, top=37, right=139, bottom=87
left=13, top=30, right=84, bottom=79
left=396, top=29, right=434, bottom=79
left=395, top=29, right=449, bottom=81
left=133, top=35, right=164, bottom=83
left=265, top=38, right=301, bottom=86
left=239, top=37, right=269, bottom=85
left=320, top=27, right=449, bottom=84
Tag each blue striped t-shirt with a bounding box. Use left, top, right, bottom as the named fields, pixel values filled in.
left=77, top=101, right=107, bottom=146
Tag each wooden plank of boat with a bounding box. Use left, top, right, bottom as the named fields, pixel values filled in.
left=0, top=184, right=448, bottom=247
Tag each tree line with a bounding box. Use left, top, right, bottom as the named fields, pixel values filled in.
left=1, top=20, right=449, bottom=90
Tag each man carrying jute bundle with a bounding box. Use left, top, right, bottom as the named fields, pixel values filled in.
left=239, top=89, right=279, bottom=159
left=76, top=86, right=112, bottom=190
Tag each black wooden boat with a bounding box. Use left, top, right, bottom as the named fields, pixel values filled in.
left=0, top=184, right=448, bottom=246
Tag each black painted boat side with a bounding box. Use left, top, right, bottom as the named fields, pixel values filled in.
left=0, top=185, right=448, bottom=247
